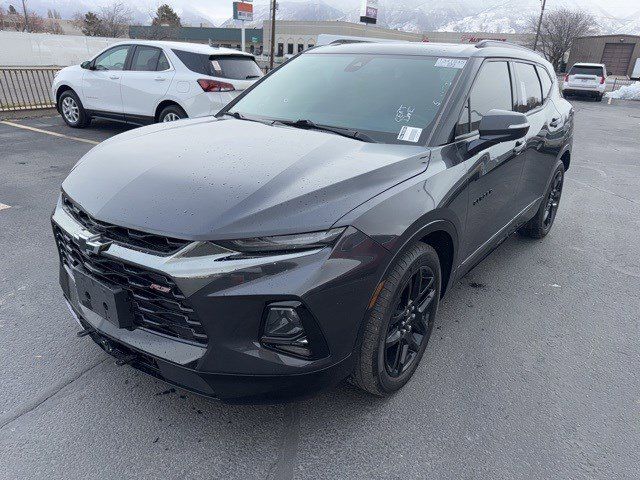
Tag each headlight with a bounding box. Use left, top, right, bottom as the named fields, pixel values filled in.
left=215, top=227, right=345, bottom=254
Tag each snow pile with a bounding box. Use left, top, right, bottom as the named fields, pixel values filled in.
left=605, top=82, right=640, bottom=100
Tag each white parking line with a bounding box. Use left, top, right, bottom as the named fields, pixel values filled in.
left=0, top=121, right=100, bottom=145
left=0, top=203, right=11, bottom=211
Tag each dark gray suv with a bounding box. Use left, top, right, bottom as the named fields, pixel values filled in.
left=52, top=40, right=573, bottom=402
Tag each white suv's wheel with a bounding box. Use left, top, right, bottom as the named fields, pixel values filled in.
left=58, top=90, right=90, bottom=128
left=159, top=105, right=187, bottom=123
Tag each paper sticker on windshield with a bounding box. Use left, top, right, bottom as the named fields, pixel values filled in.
left=398, top=126, right=423, bottom=143
left=435, top=58, right=467, bottom=69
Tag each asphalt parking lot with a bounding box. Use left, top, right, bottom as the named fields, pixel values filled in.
left=1, top=100, right=639, bottom=479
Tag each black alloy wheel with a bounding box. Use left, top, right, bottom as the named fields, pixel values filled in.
left=384, top=265, right=436, bottom=377
left=519, top=163, right=565, bottom=238
left=350, top=242, right=441, bottom=396
left=543, top=169, right=563, bottom=229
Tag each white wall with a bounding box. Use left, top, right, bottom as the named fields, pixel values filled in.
left=0, top=31, right=123, bottom=67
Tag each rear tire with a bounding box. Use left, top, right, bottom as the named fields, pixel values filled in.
left=350, top=242, right=441, bottom=396
left=58, top=90, right=90, bottom=128
left=519, top=164, right=565, bottom=239
left=158, top=104, right=187, bottom=123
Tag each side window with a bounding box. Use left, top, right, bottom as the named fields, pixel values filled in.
left=536, top=65, right=553, bottom=100
left=456, top=61, right=513, bottom=137
left=514, top=62, right=543, bottom=113
left=157, top=52, right=170, bottom=71
left=94, top=45, right=130, bottom=71
left=130, top=46, right=165, bottom=72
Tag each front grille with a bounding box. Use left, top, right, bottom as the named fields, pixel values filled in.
left=54, top=224, right=208, bottom=345
left=62, top=194, right=189, bottom=255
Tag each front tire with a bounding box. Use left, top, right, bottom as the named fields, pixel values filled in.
left=158, top=104, right=187, bottom=123
left=350, top=242, right=441, bottom=396
left=58, top=90, right=90, bottom=128
left=519, top=164, right=565, bottom=239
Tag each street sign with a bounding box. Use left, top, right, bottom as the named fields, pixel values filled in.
left=251, top=36, right=259, bottom=43
left=360, top=0, right=378, bottom=25
left=233, top=2, right=253, bottom=22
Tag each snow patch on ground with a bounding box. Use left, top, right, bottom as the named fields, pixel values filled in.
left=606, top=82, right=640, bottom=100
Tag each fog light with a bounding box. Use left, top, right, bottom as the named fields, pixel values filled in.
left=262, top=303, right=313, bottom=358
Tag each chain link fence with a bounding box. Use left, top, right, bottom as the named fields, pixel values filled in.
left=0, top=67, right=60, bottom=112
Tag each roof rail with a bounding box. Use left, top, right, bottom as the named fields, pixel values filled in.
left=316, top=34, right=404, bottom=46
left=475, top=40, right=532, bottom=52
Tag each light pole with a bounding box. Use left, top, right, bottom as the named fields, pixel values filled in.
left=21, top=0, right=29, bottom=32
left=533, top=0, right=547, bottom=51
left=269, top=0, right=276, bottom=70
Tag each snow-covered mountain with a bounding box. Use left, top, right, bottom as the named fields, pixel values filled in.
left=219, top=0, right=640, bottom=35
left=3, top=0, right=639, bottom=35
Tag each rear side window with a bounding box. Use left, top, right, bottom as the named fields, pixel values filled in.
left=569, top=65, right=604, bottom=76
left=173, top=50, right=262, bottom=80
left=536, top=65, right=553, bottom=99
left=130, top=46, right=170, bottom=72
left=456, top=61, right=513, bottom=136
left=514, top=62, right=543, bottom=113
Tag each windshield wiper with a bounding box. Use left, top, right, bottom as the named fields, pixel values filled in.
left=221, top=111, right=271, bottom=125
left=275, top=119, right=375, bottom=143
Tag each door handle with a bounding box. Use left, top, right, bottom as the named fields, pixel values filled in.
left=513, top=140, right=526, bottom=155
left=154, top=77, right=166, bottom=82
left=109, top=75, right=120, bottom=80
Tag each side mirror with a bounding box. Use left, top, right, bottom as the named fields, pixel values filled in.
left=80, top=61, right=92, bottom=70
left=468, top=109, right=530, bottom=156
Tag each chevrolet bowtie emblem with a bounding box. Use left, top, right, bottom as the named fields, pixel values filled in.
left=76, top=233, right=112, bottom=255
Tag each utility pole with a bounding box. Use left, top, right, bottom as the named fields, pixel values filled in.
left=21, top=0, right=29, bottom=32
left=269, top=0, right=276, bottom=70
left=533, top=0, right=547, bottom=51
left=241, top=19, right=245, bottom=53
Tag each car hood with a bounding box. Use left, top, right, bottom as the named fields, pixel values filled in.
left=62, top=118, right=429, bottom=240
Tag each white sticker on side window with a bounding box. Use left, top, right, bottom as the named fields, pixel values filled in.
left=435, top=58, right=467, bottom=69
left=398, top=126, right=423, bottom=143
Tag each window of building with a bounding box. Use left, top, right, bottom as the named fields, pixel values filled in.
left=297, top=44, right=304, bottom=53
left=456, top=61, right=513, bottom=137
left=277, top=43, right=284, bottom=57
left=287, top=43, right=294, bottom=55
left=514, top=62, right=543, bottom=113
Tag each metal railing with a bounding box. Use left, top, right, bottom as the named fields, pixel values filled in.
left=557, top=74, right=636, bottom=93
left=0, top=67, right=60, bottom=112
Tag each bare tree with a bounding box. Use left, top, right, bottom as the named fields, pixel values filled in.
left=527, top=8, right=597, bottom=72
left=99, top=2, right=133, bottom=38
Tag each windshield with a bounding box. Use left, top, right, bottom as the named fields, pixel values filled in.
left=227, top=53, right=464, bottom=144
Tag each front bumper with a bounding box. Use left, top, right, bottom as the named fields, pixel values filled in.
left=52, top=199, right=389, bottom=402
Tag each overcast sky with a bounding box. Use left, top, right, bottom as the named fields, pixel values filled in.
left=197, top=0, right=640, bottom=22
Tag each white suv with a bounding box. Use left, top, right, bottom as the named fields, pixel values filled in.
left=52, top=40, right=263, bottom=128
left=562, top=63, right=607, bottom=101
